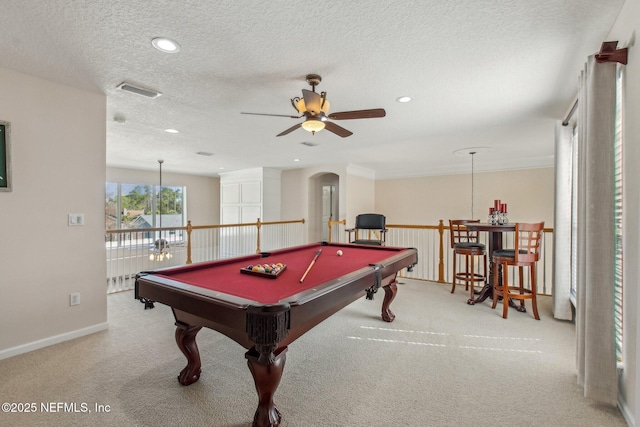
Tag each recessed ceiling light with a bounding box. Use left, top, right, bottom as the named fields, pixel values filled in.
left=396, top=96, right=412, bottom=103
left=165, top=129, right=179, bottom=134
left=152, top=37, right=181, bottom=53
left=294, top=159, right=301, bottom=162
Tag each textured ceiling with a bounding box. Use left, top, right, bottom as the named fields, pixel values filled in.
left=0, top=0, right=625, bottom=179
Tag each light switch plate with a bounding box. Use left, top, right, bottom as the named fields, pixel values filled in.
left=70, top=292, right=80, bottom=306
left=68, top=213, right=84, bottom=226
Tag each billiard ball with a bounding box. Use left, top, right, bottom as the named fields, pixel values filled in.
left=336, top=250, right=343, bottom=256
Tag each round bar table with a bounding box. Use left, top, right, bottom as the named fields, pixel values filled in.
left=461, top=222, right=517, bottom=307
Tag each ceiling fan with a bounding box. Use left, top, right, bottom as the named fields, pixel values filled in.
left=241, top=74, right=386, bottom=138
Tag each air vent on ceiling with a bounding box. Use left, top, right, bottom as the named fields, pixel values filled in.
left=117, top=82, right=162, bottom=99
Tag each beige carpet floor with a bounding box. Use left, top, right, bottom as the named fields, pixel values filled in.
left=0, top=279, right=627, bottom=426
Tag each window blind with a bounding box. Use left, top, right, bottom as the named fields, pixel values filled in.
left=613, top=67, right=624, bottom=363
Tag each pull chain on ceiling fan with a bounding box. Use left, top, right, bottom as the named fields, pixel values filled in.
left=241, top=74, right=386, bottom=138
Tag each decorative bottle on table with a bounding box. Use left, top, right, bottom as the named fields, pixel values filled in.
left=498, top=203, right=508, bottom=224
left=488, top=208, right=497, bottom=225
left=489, top=200, right=508, bottom=225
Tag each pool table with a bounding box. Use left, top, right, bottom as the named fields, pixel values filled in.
left=135, top=241, right=418, bottom=427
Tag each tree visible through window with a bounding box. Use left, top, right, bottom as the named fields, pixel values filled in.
left=105, top=182, right=185, bottom=231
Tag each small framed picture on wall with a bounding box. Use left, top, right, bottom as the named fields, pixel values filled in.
left=1, top=120, right=11, bottom=192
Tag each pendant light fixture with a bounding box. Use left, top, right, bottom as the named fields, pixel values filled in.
left=453, top=147, right=494, bottom=220
left=150, top=159, right=173, bottom=261
left=470, top=150, right=476, bottom=219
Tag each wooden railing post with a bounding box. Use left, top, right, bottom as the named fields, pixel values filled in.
left=186, top=220, right=193, bottom=264
left=256, top=218, right=262, bottom=253
left=327, top=218, right=346, bottom=243
left=438, top=219, right=445, bottom=283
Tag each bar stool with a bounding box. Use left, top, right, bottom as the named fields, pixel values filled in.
left=492, top=222, right=544, bottom=319
left=449, top=220, right=487, bottom=301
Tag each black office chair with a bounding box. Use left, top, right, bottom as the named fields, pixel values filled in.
left=346, top=213, right=387, bottom=245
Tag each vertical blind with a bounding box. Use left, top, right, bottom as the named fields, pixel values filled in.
left=613, top=66, right=624, bottom=363
left=570, top=126, right=578, bottom=306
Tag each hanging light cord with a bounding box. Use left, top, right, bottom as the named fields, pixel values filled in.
left=158, top=160, right=163, bottom=230
left=470, top=151, right=476, bottom=219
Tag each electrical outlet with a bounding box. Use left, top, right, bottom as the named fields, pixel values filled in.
left=70, top=292, right=80, bottom=306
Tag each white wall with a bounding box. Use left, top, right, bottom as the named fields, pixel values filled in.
left=606, top=0, right=639, bottom=423
left=282, top=164, right=349, bottom=242
left=0, top=67, right=107, bottom=357
left=375, top=167, right=555, bottom=227
left=345, top=164, right=376, bottom=227
left=281, top=163, right=377, bottom=241
left=107, top=166, right=220, bottom=226
left=281, top=168, right=307, bottom=220
left=283, top=165, right=554, bottom=240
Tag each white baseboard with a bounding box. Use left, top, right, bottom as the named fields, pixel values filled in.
left=619, top=394, right=635, bottom=427
left=0, top=322, right=109, bottom=361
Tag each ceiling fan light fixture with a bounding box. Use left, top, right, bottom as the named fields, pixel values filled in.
left=301, top=118, right=325, bottom=134
left=243, top=73, right=383, bottom=138
left=297, top=98, right=330, bottom=115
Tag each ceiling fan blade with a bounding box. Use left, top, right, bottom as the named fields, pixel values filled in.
left=276, top=123, right=302, bottom=137
left=302, top=89, right=323, bottom=114
left=241, top=112, right=302, bottom=119
left=324, top=121, right=353, bottom=138
left=327, top=108, right=386, bottom=120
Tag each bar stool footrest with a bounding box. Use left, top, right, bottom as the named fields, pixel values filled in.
left=454, top=272, right=486, bottom=283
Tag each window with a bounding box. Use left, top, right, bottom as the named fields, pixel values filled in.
left=105, top=182, right=185, bottom=231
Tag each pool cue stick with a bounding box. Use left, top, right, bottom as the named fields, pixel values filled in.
left=300, top=249, right=322, bottom=283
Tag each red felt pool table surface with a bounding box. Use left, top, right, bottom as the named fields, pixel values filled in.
left=153, top=242, right=410, bottom=304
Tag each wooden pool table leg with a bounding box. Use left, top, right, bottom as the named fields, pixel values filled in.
left=246, top=347, right=288, bottom=427
left=381, top=279, right=397, bottom=322
left=175, top=323, right=203, bottom=386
